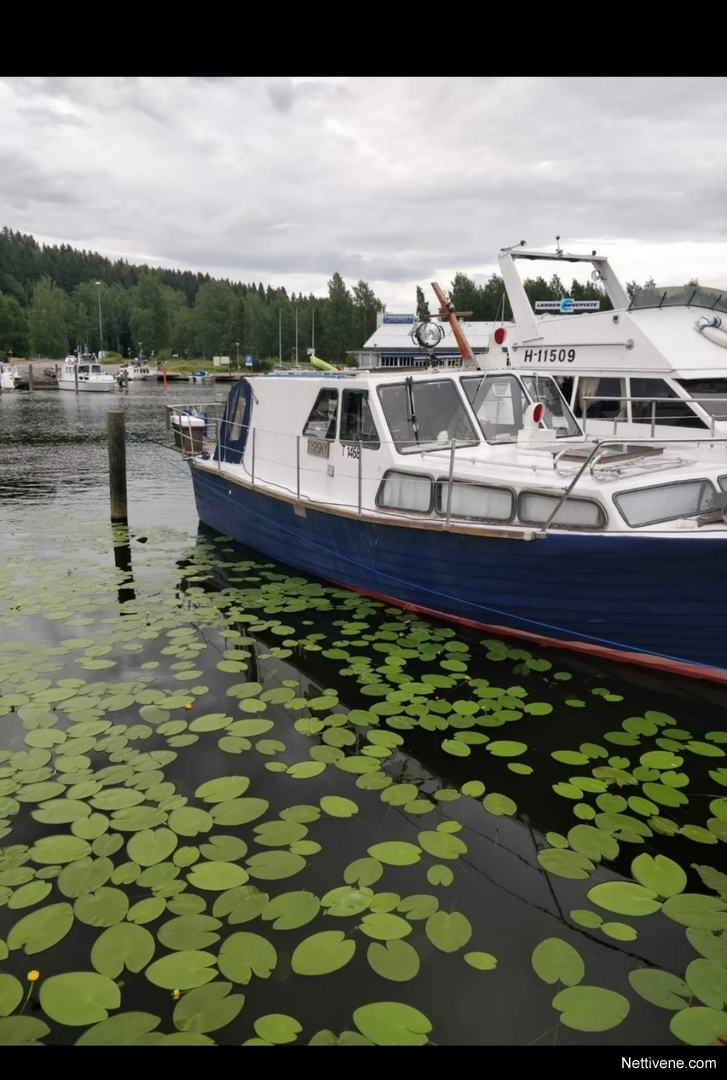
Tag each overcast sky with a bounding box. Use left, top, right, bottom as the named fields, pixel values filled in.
left=1, top=76, right=726, bottom=311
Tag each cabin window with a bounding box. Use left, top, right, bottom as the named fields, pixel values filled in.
left=720, top=476, right=727, bottom=492
left=614, top=479, right=715, bottom=527
left=574, top=377, right=626, bottom=419
left=677, top=379, right=727, bottom=421
left=518, top=492, right=606, bottom=529
left=340, top=389, right=380, bottom=449
left=630, top=379, right=707, bottom=428
left=461, top=374, right=529, bottom=442
left=521, top=376, right=580, bottom=437
left=434, top=481, right=514, bottom=522
left=377, top=379, right=478, bottom=453
left=376, top=471, right=433, bottom=512
left=303, top=389, right=339, bottom=440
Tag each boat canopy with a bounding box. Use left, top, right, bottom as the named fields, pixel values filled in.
left=215, top=377, right=253, bottom=464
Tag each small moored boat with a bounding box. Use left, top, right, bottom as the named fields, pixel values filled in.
left=58, top=355, right=115, bottom=393
left=173, top=286, right=727, bottom=684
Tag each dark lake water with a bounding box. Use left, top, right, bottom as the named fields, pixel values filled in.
left=1, top=383, right=726, bottom=1048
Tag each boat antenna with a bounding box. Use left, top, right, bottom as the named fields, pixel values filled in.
left=404, top=376, right=420, bottom=444
left=555, top=235, right=563, bottom=256
left=500, top=240, right=527, bottom=252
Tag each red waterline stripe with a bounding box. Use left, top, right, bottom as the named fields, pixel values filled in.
left=331, top=580, right=727, bottom=687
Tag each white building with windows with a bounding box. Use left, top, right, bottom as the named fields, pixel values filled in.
left=351, top=312, right=503, bottom=369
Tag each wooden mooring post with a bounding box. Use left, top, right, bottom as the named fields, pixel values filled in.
left=107, top=411, right=128, bottom=523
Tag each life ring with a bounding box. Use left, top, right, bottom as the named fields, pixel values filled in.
left=695, top=315, right=727, bottom=349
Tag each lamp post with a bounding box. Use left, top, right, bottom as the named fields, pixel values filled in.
left=235, top=341, right=240, bottom=372
left=139, top=342, right=142, bottom=363
left=95, top=282, right=103, bottom=358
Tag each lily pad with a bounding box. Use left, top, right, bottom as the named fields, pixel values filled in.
left=173, top=982, right=244, bottom=1034
left=587, top=882, right=661, bottom=916
left=353, top=1001, right=431, bottom=1046
left=552, top=985, right=630, bottom=1032
left=464, top=952, right=498, bottom=971
left=629, top=968, right=690, bottom=1010
left=91, top=923, right=155, bottom=978
left=631, top=853, right=687, bottom=898
left=75, top=1012, right=162, bottom=1045
left=367, top=939, right=420, bottom=982
left=39, top=972, right=121, bottom=1027
left=145, top=950, right=218, bottom=990
left=187, top=861, right=249, bottom=891
left=538, top=848, right=595, bottom=881
left=7, top=902, right=74, bottom=955
left=291, top=931, right=356, bottom=975
left=661, top=894, right=727, bottom=931
left=670, top=1007, right=727, bottom=1046
left=261, top=891, right=320, bottom=930
left=126, top=828, right=178, bottom=867
left=425, top=911, right=472, bottom=953
left=218, top=931, right=278, bottom=984
left=531, top=938, right=585, bottom=986
left=367, top=842, right=421, bottom=866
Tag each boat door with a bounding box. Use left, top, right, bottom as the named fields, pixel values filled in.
left=332, top=387, right=384, bottom=511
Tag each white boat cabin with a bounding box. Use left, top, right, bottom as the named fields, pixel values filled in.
left=191, top=368, right=727, bottom=537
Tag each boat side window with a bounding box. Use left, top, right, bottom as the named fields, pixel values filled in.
left=91, top=365, right=102, bottom=374
left=521, top=375, right=581, bottom=437
left=720, top=476, right=727, bottom=492
left=518, top=492, right=606, bottom=530
left=434, top=481, right=514, bottom=522
left=614, top=479, right=715, bottom=527
left=677, top=379, right=727, bottom=421
left=574, top=377, right=625, bottom=419
left=461, top=374, right=529, bottom=442
left=303, top=389, right=339, bottom=440
left=377, top=380, right=478, bottom=453
left=340, top=389, right=381, bottom=449
left=630, top=378, right=707, bottom=428
left=376, top=471, right=433, bottom=512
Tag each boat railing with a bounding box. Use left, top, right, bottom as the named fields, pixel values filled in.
left=581, top=395, right=727, bottom=437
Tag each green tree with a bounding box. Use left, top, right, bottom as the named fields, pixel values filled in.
left=0, top=292, right=29, bottom=355
left=321, top=272, right=354, bottom=364
left=129, top=271, right=171, bottom=355
left=193, top=280, right=236, bottom=359
left=449, top=272, right=480, bottom=318
left=29, top=277, right=69, bottom=358
left=416, top=286, right=429, bottom=321
left=353, top=280, right=383, bottom=346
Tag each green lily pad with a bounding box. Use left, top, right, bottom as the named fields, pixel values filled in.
left=194, top=776, right=250, bottom=803
left=75, top=1012, right=162, bottom=1045
left=146, top=950, right=218, bottom=990
left=254, top=820, right=308, bottom=847
left=487, top=740, right=527, bottom=757
left=172, top=982, right=244, bottom=1034
left=587, top=882, right=661, bottom=916
left=531, top=938, right=584, bottom=986
left=360, top=913, right=412, bottom=940
left=538, top=848, right=595, bottom=880
left=291, top=931, right=356, bottom=975
left=425, top=911, right=472, bottom=953
left=631, top=853, right=687, bottom=898
left=344, top=858, right=384, bottom=888
left=567, top=825, right=619, bottom=862
left=320, top=796, right=358, bottom=818
left=464, top=952, right=498, bottom=971
left=187, top=861, right=249, bottom=891
left=158, top=914, right=222, bottom=951
left=0, top=975, right=23, bottom=1018
left=28, top=835, right=91, bottom=865
left=417, top=830, right=467, bottom=861
left=218, top=931, right=277, bottom=983
left=602, top=922, right=637, bottom=941
left=245, top=851, right=306, bottom=881
left=127, top=897, right=167, bottom=924
left=367, top=842, right=421, bottom=866
left=39, top=972, right=121, bottom=1026
left=353, top=1001, right=431, bottom=1046
left=427, top=864, right=454, bottom=887
left=552, top=985, right=630, bottom=1032
left=0, top=1015, right=51, bottom=1045
left=662, top=894, right=727, bottom=931
left=7, top=902, right=74, bottom=955
left=75, top=887, right=129, bottom=927
left=169, top=807, right=214, bottom=838
left=261, top=891, right=320, bottom=930
left=254, top=1013, right=301, bottom=1044
left=685, top=958, right=727, bottom=1009
left=210, top=798, right=269, bottom=826
left=91, top=923, right=155, bottom=978
left=570, top=909, right=603, bottom=929
left=7, top=881, right=52, bottom=910
left=483, top=793, right=517, bottom=817
left=629, top=968, right=690, bottom=1010
left=670, top=1007, right=727, bottom=1046
left=367, top=939, right=420, bottom=982
left=126, top=828, right=178, bottom=867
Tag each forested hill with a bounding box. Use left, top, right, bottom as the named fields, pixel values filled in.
left=0, top=226, right=643, bottom=363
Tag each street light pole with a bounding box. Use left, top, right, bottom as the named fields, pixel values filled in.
left=235, top=341, right=240, bottom=372
left=95, top=281, right=103, bottom=357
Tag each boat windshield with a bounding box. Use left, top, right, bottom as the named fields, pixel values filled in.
left=521, top=375, right=581, bottom=437
left=91, top=365, right=102, bottom=374
left=677, top=378, right=727, bottom=421
left=377, top=379, right=479, bottom=453
left=629, top=285, right=727, bottom=313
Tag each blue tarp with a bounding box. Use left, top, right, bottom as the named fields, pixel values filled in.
left=214, top=377, right=253, bottom=464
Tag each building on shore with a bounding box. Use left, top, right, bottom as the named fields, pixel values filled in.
left=349, top=312, right=504, bottom=370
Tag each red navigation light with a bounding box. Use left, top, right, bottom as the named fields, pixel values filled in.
left=532, top=402, right=544, bottom=424
left=493, top=327, right=506, bottom=346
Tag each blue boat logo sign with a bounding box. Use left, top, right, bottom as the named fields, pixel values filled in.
left=535, top=299, right=601, bottom=313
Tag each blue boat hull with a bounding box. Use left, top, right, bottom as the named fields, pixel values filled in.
left=191, top=466, right=727, bottom=682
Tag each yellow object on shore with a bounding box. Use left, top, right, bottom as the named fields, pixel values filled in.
left=309, top=355, right=338, bottom=372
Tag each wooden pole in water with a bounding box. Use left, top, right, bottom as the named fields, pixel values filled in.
left=107, top=411, right=128, bottom=523
left=28, top=363, right=33, bottom=392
